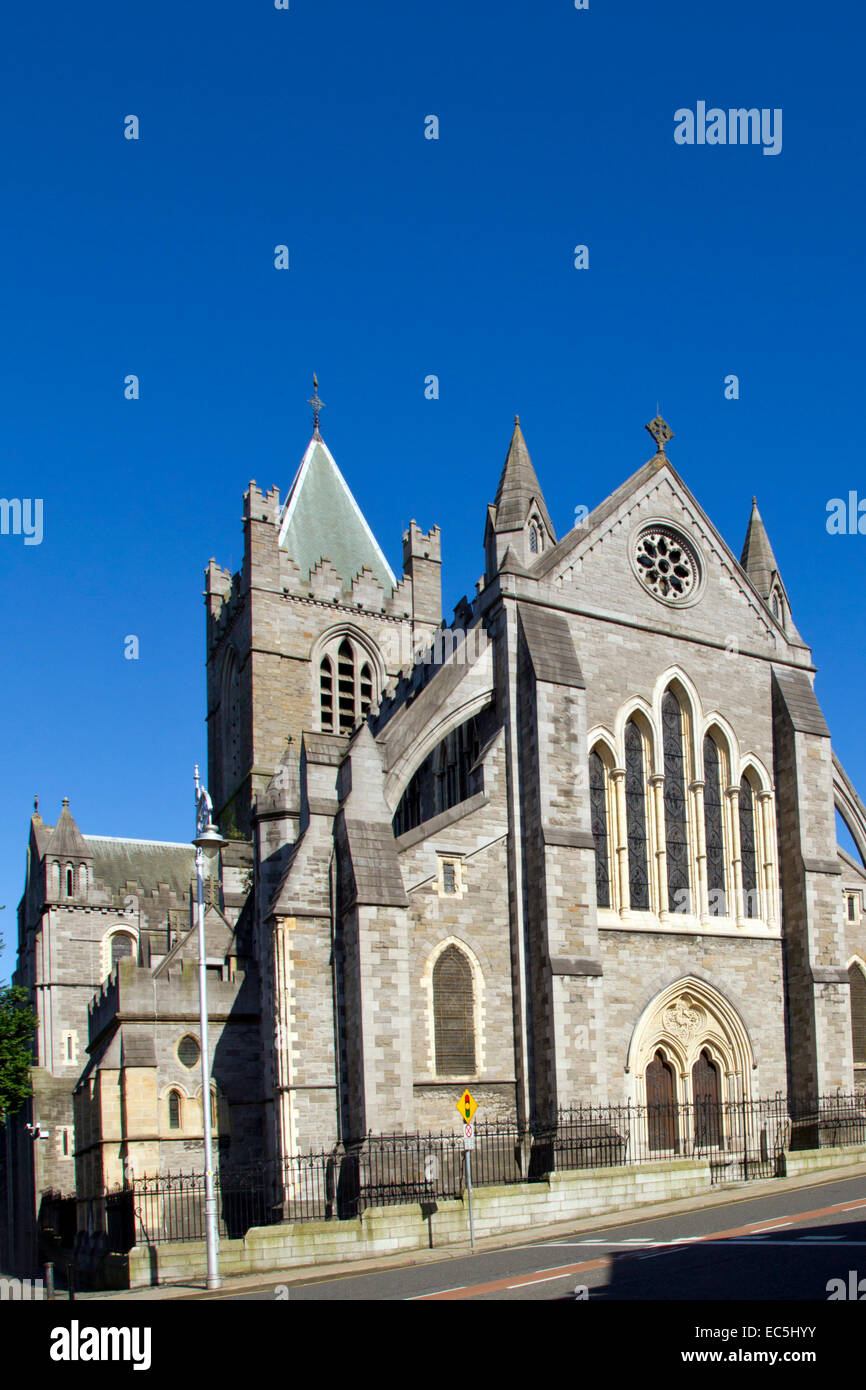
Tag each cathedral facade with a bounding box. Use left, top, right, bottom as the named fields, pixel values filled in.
left=6, top=410, right=866, bottom=1266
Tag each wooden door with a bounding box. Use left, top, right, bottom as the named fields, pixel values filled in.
left=646, top=1051, right=678, bottom=1152
left=692, top=1049, right=721, bottom=1148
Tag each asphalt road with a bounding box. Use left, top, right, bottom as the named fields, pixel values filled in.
left=211, top=1171, right=866, bottom=1302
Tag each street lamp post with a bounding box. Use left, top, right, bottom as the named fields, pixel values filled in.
left=193, top=765, right=227, bottom=1291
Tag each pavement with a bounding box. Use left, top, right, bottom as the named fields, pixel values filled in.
left=54, top=1157, right=866, bottom=1301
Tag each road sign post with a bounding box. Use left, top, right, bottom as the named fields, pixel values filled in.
left=456, top=1093, right=478, bottom=1252
left=464, top=1124, right=475, bottom=1252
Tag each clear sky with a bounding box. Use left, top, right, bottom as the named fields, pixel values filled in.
left=2, top=0, right=865, bottom=975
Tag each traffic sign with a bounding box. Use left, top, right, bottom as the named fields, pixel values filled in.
left=463, top=1122, right=475, bottom=1150
left=456, top=1089, right=477, bottom=1123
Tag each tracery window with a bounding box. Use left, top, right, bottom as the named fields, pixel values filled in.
left=589, top=749, right=611, bottom=909
left=319, top=635, right=378, bottom=734
left=703, top=735, right=726, bottom=916
left=849, top=964, right=866, bottom=1065
left=739, top=777, right=759, bottom=919
left=433, top=946, right=475, bottom=1075
left=662, top=692, right=690, bottom=913
left=625, top=720, right=650, bottom=911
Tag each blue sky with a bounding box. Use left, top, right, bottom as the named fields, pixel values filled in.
left=1, top=0, right=865, bottom=973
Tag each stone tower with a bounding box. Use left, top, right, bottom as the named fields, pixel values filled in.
left=205, top=423, right=443, bottom=840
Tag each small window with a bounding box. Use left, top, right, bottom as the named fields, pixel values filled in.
left=529, top=524, right=539, bottom=554
left=442, top=861, right=457, bottom=894
left=177, top=1035, right=201, bottom=1069
left=62, top=1129, right=70, bottom=1156
left=66, top=867, right=73, bottom=895
left=168, top=1091, right=181, bottom=1130
left=111, top=933, right=134, bottom=969
left=849, top=895, right=858, bottom=923
left=65, top=1034, right=74, bottom=1062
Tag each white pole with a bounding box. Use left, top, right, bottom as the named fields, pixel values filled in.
left=465, top=1145, right=475, bottom=1252
left=194, top=766, right=221, bottom=1290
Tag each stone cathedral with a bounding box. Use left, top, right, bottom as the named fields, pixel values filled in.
left=6, top=408, right=866, bottom=1261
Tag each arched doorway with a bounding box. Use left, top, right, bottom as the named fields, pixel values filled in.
left=692, top=1049, right=721, bottom=1148
left=646, top=1050, right=679, bottom=1152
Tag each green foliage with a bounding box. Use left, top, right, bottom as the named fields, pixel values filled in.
left=0, top=932, right=37, bottom=1122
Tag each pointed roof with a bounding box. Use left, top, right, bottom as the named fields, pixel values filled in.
left=44, top=799, right=91, bottom=860
left=278, top=435, right=397, bottom=594
left=740, top=497, right=782, bottom=599
left=492, top=418, right=556, bottom=539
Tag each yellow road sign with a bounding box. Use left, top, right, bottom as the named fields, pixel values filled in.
left=456, top=1089, right=477, bottom=1123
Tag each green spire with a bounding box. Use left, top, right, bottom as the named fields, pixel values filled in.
left=279, top=435, right=396, bottom=595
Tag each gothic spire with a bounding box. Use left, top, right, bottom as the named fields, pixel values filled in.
left=492, top=417, right=556, bottom=540
left=740, top=496, right=782, bottom=600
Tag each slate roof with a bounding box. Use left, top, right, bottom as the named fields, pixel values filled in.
left=493, top=420, right=556, bottom=538
left=772, top=667, right=830, bottom=738
left=44, top=801, right=91, bottom=860
left=278, top=435, right=397, bottom=594
left=83, top=836, right=195, bottom=897
left=518, top=604, right=585, bottom=688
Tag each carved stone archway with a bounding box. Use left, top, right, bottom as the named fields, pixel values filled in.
left=627, top=976, right=756, bottom=1108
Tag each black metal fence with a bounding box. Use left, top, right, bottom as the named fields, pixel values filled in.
left=48, top=1092, right=866, bottom=1250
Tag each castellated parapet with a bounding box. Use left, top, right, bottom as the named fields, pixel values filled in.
left=88, top=957, right=251, bottom=1049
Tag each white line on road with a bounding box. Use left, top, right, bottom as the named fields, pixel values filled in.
left=505, top=1272, right=576, bottom=1289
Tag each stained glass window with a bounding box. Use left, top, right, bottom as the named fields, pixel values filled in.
left=589, top=750, right=611, bottom=909
left=625, top=720, right=650, bottom=911
left=703, top=735, right=726, bottom=916
left=663, top=692, right=690, bottom=913
left=739, top=777, right=759, bottom=918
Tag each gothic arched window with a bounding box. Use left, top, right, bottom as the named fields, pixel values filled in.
left=318, top=634, right=379, bottom=734
left=703, top=735, right=726, bottom=916
left=625, top=720, right=650, bottom=911
left=168, top=1091, right=181, bottom=1130
left=319, top=656, right=334, bottom=731
left=739, top=777, right=759, bottom=919
left=662, top=691, right=690, bottom=914
left=66, top=866, right=73, bottom=896
left=529, top=524, right=539, bottom=554
left=849, top=964, right=866, bottom=1065
left=433, top=946, right=475, bottom=1075
left=589, top=749, right=611, bottom=909
left=111, top=933, right=135, bottom=969
left=222, top=650, right=241, bottom=786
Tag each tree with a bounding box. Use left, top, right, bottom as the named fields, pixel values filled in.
left=0, top=934, right=37, bottom=1123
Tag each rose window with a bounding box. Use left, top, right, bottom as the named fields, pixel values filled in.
left=634, top=527, right=699, bottom=603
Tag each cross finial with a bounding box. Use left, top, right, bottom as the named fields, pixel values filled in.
left=308, top=373, right=325, bottom=438
left=646, top=414, right=674, bottom=455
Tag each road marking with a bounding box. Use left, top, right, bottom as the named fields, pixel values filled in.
left=505, top=1272, right=575, bottom=1289
left=412, top=1194, right=866, bottom=1299
left=749, top=1222, right=791, bottom=1233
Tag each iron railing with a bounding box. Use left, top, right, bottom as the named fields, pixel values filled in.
left=46, top=1091, right=866, bottom=1249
